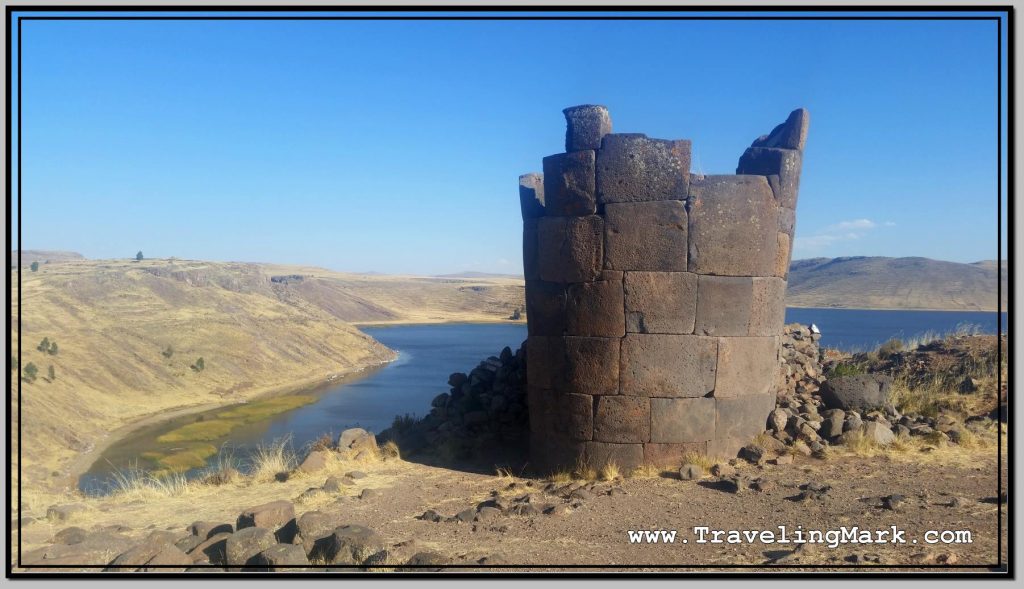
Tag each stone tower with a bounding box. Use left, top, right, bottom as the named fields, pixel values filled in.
left=520, top=105, right=809, bottom=473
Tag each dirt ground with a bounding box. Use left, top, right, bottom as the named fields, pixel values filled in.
left=13, top=442, right=1008, bottom=573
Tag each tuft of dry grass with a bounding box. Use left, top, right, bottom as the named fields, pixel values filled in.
left=247, top=437, right=298, bottom=483
left=108, top=467, right=194, bottom=501
left=599, top=462, right=620, bottom=482
left=380, top=440, right=401, bottom=461
left=549, top=470, right=572, bottom=484
left=680, top=451, right=717, bottom=472
left=629, top=463, right=673, bottom=479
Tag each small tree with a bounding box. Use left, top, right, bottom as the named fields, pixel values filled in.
left=37, top=337, right=50, bottom=353
left=191, top=357, right=205, bottom=372
left=162, top=345, right=174, bottom=359
left=29, top=261, right=39, bottom=272
left=47, top=365, right=55, bottom=381
left=48, top=342, right=58, bottom=356
left=136, top=251, right=144, bottom=261
left=23, top=362, right=37, bottom=382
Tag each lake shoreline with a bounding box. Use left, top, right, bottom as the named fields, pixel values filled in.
left=64, top=354, right=397, bottom=494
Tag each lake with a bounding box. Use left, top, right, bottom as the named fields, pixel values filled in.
left=78, top=308, right=1006, bottom=494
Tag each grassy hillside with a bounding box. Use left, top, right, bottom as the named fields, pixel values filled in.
left=10, top=257, right=523, bottom=497
left=787, top=256, right=1006, bottom=311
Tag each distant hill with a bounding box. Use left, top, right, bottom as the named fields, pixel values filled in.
left=10, top=250, right=86, bottom=267
left=786, top=256, right=1006, bottom=311
left=434, top=271, right=524, bottom=280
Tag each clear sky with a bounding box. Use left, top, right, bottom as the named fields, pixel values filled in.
left=13, top=11, right=1009, bottom=275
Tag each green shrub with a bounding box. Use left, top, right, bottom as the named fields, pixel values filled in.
left=23, top=362, right=37, bottom=382
left=47, top=365, right=55, bottom=381
left=162, top=345, right=174, bottom=359
left=29, top=261, right=38, bottom=272
left=136, top=251, right=144, bottom=261
left=48, top=342, right=58, bottom=356
left=37, top=338, right=50, bottom=353
left=191, top=357, right=205, bottom=372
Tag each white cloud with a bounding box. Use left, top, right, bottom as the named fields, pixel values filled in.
left=793, top=218, right=889, bottom=256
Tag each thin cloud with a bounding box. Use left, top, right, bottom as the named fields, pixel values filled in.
left=794, top=218, right=889, bottom=256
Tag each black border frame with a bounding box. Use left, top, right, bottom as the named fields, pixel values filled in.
left=4, top=4, right=1014, bottom=579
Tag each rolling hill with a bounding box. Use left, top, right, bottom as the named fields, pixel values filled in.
left=786, top=256, right=1007, bottom=311
left=10, top=256, right=524, bottom=496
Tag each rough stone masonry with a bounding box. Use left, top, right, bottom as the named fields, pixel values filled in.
left=520, top=105, right=809, bottom=473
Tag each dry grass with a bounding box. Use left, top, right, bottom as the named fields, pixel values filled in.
left=599, top=462, right=621, bottom=481
left=679, top=451, right=717, bottom=472
left=248, top=437, right=298, bottom=483
left=380, top=440, right=401, bottom=461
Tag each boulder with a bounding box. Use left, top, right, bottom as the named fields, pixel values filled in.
left=50, top=526, right=89, bottom=545
left=400, top=550, right=453, bottom=571
left=819, top=375, right=893, bottom=413
left=297, top=450, right=329, bottom=474
left=678, top=464, right=704, bottom=480
left=324, top=525, right=385, bottom=565
left=861, top=421, right=896, bottom=446
left=187, top=532, right=232, bottom=564
left=225, top=527, right=276, bottom=566
left=105, top=531, right=181, bottom=571
left=189, top=521, right=233, bottom=540
left=237, top=500, right=295, bottom=531
left=338, top=428, right=377, bottom=453
left=140, top=545, right=193, bottom=571
left=294, top=511, right=337, bottom=555
left=251, top=543, right=310, bottom=570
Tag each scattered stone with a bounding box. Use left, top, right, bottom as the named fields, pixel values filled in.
left=710, top=463, right=736, bottom=477
left=418, top=509, right=445, bottom=523
left=773, top=454, right=794, bottom=465
left=881, top=494, right=906, bottom=511
left=476, top=507, right=502, bottom=522
left=749, top=478, right=773, bottom=493
left=678, top=464, right=704, bottom=480
left=400, top=551, right=452, bottom=571
left=46, top=503, right=88, bottom=522
left=346, top=471, right=368, bottom=480
left=569, top=488, right=595, bottom=501
left=454, top=508, right=477, bottom=523
left=50, top=526, right=89, bottom=545
left=359, top=488, right=381, bottom=500
left=738, top=444, right=767, bottom=464
left=861, top=421, right=896, bottom=446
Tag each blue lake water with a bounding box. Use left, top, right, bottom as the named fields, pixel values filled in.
left=78, top=309, right=1005, bottom=493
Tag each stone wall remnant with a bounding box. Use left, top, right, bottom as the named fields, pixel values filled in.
left=521, top=104, right=810, bottom=473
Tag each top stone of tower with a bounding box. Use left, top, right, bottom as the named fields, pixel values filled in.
left=563, top=105, right=613, bottom=152
left=751, top=108, right=810, bottom=151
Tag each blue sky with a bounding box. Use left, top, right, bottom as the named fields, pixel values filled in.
left=13, top=11, right=1008, bottom=275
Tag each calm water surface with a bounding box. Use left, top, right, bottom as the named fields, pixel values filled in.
left=79, top=309, right=1005, bottom=493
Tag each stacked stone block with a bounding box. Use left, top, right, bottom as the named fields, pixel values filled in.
left=521, top=104, right=809, bottom=473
